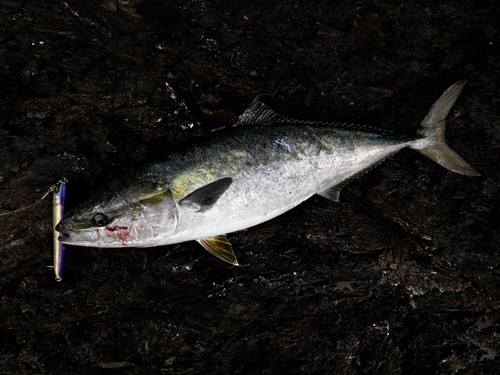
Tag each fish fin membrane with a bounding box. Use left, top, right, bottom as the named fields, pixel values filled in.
left=412, top=80, right=480, bottom=176
left=318, top=153, right=399, bottom=202
left=238, top=97, right=395, bottom=135
left=418, top=144, right=480, bottom=176
left=238, top=97, right=353, bottom=128
left=318, top=183, right=346, bottom=202
left=197, top=235, right=239, bottom=265
left=238, top=97, right=298, bottom=125
left=179, top=178, right=233, bottom=212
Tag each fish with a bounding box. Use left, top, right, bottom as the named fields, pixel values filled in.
left=53, top=179, right=68, bottom=281
left=56, top=80, right=480, bottom=265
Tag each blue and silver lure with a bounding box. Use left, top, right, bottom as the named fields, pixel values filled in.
left=53, top=180, right=67, bottom=282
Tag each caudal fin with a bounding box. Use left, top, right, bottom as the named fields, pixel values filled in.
left=411, top=80, right=480, bottom=176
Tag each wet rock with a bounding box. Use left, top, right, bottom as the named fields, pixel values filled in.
left=0, top=0, right=499, bottom=374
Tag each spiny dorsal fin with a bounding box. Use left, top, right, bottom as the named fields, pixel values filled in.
left=237, top=97, right=299, bottom=125
left=237, top=98, right=394, bottom=135
left=237, top=97, right=337, bottom=126
left=179, top=178, right=233, bottom=212
left=197, top=235, right=239, bottom=265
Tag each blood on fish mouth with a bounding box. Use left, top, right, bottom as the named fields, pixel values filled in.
left=104, top=225, right=133, bottom=245
left=105, top=225, right=128, bottom=232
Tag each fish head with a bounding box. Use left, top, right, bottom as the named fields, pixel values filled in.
left=56, top=176, right=178, bottom=247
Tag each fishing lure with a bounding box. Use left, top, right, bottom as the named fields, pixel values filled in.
left=53, top=179, right=68, bottom=281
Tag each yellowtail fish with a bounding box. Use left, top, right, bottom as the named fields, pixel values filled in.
left=53, top=180, right=67, bottom=281
left=56, top=81, right=480, bottom=265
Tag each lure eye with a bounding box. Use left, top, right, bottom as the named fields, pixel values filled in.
left=93, top=213, right=108, bottom=227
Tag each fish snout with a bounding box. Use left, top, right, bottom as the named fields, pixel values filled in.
left=55, top=216, right=78, bottom=232
left=55, top=219, right=77, bottom=243
left=55, top=220, right=68, bottom=232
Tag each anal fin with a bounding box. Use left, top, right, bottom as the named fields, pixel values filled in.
left=318, top=171, right=369, bottom=202
left=318, top=154, right=399, bottom=202
left=197, top=235, right=239, bottom=265
left=318, top=183, right=345, bottom=202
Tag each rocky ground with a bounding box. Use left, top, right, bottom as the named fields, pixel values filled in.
left=1, top=0, right=499, bottom=373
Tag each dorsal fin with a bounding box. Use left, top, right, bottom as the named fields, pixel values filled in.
left=237, top=98, right=394, bottom=135
left=237, top=97, right=335, bottom=126
left=237, top=97, right=299, bottom=125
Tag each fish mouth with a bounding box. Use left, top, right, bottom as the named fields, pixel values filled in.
left=58, top=231, right=86, bottom=244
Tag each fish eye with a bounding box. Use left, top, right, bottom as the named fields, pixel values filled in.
left=93, top=213, right=108, bottom=227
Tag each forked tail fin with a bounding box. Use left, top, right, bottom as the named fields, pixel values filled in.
left=410, top=80, right=480, bottom=176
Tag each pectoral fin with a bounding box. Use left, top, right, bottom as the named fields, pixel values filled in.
left=197, top=235, right=239, bottom=265
left=179, top=177, right=233, bottom=212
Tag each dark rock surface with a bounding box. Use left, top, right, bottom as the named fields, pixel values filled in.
left=1, top=0, right=499, bottom=373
